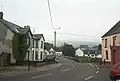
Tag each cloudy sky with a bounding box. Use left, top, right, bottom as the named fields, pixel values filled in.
left=1, top=0, right=120, bottom=43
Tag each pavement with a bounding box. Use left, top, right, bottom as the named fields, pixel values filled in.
left=0, top=56, right=111, bottom=81
left=0, top=63, right=60, bottom=77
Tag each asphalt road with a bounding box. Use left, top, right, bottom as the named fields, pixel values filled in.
left=0, top=56, right=109, bottom=81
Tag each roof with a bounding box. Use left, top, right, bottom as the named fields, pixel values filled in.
left=1, top=19, right=22, bottom=33
left=33, top=34, right=45, bottom=41
left=17, top=28, right=29, bottom=34
left=49, top=48, right=54, bottom=52
left=102, top=21, right=120, bottom=38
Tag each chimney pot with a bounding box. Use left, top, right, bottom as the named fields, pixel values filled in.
left=0, top=12, right=3, bottom=19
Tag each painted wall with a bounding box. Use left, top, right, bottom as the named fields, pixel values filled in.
left=0, top=21, right=15, bottom=63
left=102, top=33, right=120, bottom=62
left=75, top=48, right=84, bottom=56
left=32, top=37, right=45, bottom=61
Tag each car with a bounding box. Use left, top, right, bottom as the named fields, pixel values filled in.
left=109, top=62, right=120, bottom=81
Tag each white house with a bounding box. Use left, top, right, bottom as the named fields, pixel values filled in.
left=75, top=48, right=84, bottom=57
left=56, top=52, right=63, bottom=56
left=49, top=48, right=55, bottom=55
left=32, top=34, right=45, bottom=61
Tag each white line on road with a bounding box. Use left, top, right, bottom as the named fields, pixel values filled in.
left=62, top=68, right=71, bottom=72
left=32, top=73, right=52, bottom=79
left=85, top=76, right=93, bottom=80
left=88, top=63, right=95, bottom=67
left=72, top=64, right=75, bottom=67
left=96, top=70, right=99, bottom=74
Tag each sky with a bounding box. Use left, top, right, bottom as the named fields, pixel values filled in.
left=1, top=0, right=120, bottom=44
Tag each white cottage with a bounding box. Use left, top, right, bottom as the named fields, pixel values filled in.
left=32, top=34, right=45, bottom=61
left=75, top=48, right=84, bottom=57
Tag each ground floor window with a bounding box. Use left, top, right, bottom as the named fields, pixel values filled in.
left=35, top=51, right=38, bottom=60
left=106, top=50, right=108, bottom=60
left=40, top=52, right=42, bottom=60
left=32, top=50, right=34, bottom=60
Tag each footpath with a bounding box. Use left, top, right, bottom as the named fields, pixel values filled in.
left=0, top=63, right=60, bottom=77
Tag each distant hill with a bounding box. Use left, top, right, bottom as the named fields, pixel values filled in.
left=47, top=40, right=100, bottom=47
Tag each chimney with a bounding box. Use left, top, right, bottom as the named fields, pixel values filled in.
left=0, top=12, right=3, bottom=19
left=24, top=25, right=30, bottom=28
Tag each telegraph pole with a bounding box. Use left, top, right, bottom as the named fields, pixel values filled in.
left=54, top=31, right=56, bottom=59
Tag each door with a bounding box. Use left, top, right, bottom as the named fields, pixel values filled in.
left=112, top=50, right=116, bottom=65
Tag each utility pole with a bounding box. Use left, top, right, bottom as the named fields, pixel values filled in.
left=28, top=52, right=30, bottom=71
left=54, top=31, right=56, bottom=59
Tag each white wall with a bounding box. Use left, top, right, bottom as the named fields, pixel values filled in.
left=75, top=48, right=84, bottom=56
left=32, top=37, right=45, bottom=61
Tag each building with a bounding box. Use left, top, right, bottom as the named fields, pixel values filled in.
left=101, top=21, right=120, bottom=63
left=56, top=52, right=63, bottom=56
left=75, top=48, right=84, bottom=57
left=32, top=34, right=45, bottom=61
left=0, top=12, right=33, bottom=65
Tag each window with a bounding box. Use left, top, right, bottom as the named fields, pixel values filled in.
left=33, top=40, right=34, bottom=48
left=113, top=36, right=116, bottom=45
left=41, top=41, right=43, bottom=49
left=35, top=51, right=38, bottom=60
left=32, top=50, right=34, bottom=60
left=105, top=39, right=107, bottom=48
left=27, top=37, right=30, bottom=45
left=40, top=52, right=42, bottom=60
left=36, top=40, right=38, bottom=48
left=106, top=50, right=108, bottom=60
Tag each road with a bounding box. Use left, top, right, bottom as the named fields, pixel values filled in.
left=0, top=56, right=110, bottom=81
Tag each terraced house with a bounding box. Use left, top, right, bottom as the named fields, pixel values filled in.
left=101, top=21, right=120, bottom=64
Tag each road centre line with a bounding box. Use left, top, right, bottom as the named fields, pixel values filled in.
left=85, top=76, right=93, bottom=80
left=32, top=73, right=52, bottom=79
left=96, top=70, right=99, bottom=74
left=62, top=68, right=71, bottom=72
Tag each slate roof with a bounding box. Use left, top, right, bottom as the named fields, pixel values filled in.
left=1, top=19, right=22, bottom=33
left=102, top=21, right=120, bottom=38
left=17, top=28, right=29, bottom=34
left=33, top=34, right=45, bottom=41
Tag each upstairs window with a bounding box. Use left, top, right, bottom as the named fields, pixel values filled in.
left=105, top=39, right=107, bottom=48
left=113, top=36, right=116, bottom=46
left=41, top=41, right=43, bottom=49
left=36, top=40, right=38, bottom=48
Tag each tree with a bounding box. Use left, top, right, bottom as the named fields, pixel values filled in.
left=97, top=44, right=101, bottom=51
left=97, top=44, right=101, bottom=54
left=61, top=43, right=75, bottom=57
left=12, top=33, right=30, bottom=63
left=44, top=42, right=53, bottom=51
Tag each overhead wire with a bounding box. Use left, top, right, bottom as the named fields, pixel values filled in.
left=57, top=32, right=99, bottom=37
left=47, top=0, right=54, bottom=30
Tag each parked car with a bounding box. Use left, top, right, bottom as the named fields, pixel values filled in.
left=109, top=62, right=120, bottom=81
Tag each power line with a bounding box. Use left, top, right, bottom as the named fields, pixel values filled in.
left=47, top=0, right=54, bottom=30
left=57, top=32, right=99, bottom=37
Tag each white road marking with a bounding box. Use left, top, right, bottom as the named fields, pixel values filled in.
left=32, top=73, right=52, bottom=79
left=72, top=64, right=75, bottom=67
left=88, top=63, right=95, bottom=67
left=62, top=68, right=71, bottom=72
left=98, top=68, right=99, bottom=70
left=85, top=76, right=93, bottom=80
left=96, top=70, right=99, bottom=74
